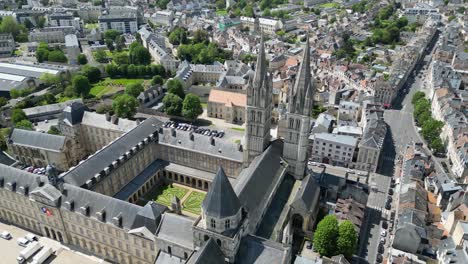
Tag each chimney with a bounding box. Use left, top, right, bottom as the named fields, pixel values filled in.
left=237, top=143, right=243, bottom=152
left=111, top=115, right=119, bottom=125
left=189, top=132, right=194, bottom=141
left=136, top=119, right=141, bottom=125
left=105, top=112, right=111, bottom=121
left=171, top=128, right=176, bottom=137
left=210, top=136, right=215, bottom=145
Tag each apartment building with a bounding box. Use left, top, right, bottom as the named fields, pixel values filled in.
left=0, top=33, right=14, bottom=58
left=29, top=26, right=76, bottom=43
left=48, top=13, right=81, bottom=30
left=65, top=34, right=80, bottom=65
left=207, top=89, right=246, bottom=124
left=311, top=133, right=358, bottom=167
left=99, top=13, right=138, bottom=34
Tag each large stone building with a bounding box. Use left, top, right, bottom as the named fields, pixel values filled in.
left=0, top=33, right=14, bottom=57
left=0, top=38, right=320, bottom=264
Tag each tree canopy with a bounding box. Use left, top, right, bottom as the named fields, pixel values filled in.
left=166, top=79, right=185, bottom=99
left=168, top=27, right=189, bottom=45
left=11, top=109, right=27, bottom=124
left=72, top=75, right=91, bottom=98
left=129, top=42, right=151, bottom=65
left=112, top=94, right=138, bottom=118
left=81, top=65, right=101, bottom=83
left=337, top=220, right=358, bottom=258
left=182, top=93, right=203, bottom=120
left=94, top=49, right=108, bottom=63
left=77, top=54, right=88, bottom=65
left=151, top=75, right=164, bottom=86
left=15, top=120, right=33, bottom=130
left=163, top=93, right=183, bottom=116
left=313, top=215, right=339, bottom=257
left=125, top=83, right=144, bottom=98
left=104, top=29, right=121, bottom=41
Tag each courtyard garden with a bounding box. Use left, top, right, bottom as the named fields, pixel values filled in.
left=90, top=78, right=145, bottom=98
left=147, top=183, right=206, bottom=216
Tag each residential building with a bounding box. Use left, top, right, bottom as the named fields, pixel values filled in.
left=0, top=33, right=14, bottom=58
left=28, top=26, right=76, bottom=43
left=403, top=3, right=441, bottom=24
left=48, top=12, right=81, bottom=30
left=150, top=10, right=174, bottom=26
left=65, top=34, right=80, bottom=65
left=207, top=89, right=246, bottom=124
left=99, top=13, right=138, bottom=34
left=355, top=118, right=386, bottom=172
left=311, top=133, right=358, bottom=167
left=138, top=28, right=179, bottom=72
left=7, top=129, right=78, bottom=171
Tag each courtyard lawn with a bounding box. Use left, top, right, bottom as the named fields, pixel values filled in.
left=153, top=185, right=189, bottom=207
left=183, top=191, right=206, bottom=215
left=318, top=2, right=341, bottom=8
left=85, top=23, right=99, bottom=29
left=90, top=78, right=144, bottom=98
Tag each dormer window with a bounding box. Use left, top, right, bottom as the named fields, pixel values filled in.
left=225, top=219, right=230, bottom=229
left=210, top=218, right=216, bottom=229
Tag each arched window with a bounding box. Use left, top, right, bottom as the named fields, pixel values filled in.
left=216, top=239, right=221, bottom=247
left=168, top=246, right=172, bottom=255
left=210, top=218, right=216, bottom=229
left=225, top=219, right=230, bottom=229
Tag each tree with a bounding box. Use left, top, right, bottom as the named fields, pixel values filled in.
left=113, top=52, right=129, bottom=65
left=82, top=65, right=101, bottom=83
left=313, top=215, right=339, bottom=257
left=11, top=108, right=27, bottom=124
left=0, top=16, right=21, bottom=39
left=48, top=50, right=67, bottom=63
left=168, top=27, right=189, bottom=45
left=38, top=16, right=46, bottom=28
left=15, top=120, right=33, bottom=130
left=105, top=38, right=115, bottom=51
left=151, top=75, right=164, bottom=86
left=129, top=43, right=151, bottom=65
left=0, top=97, right=7, bottom=108
left=125, top=83, right=144, bottom=97
left=412, top=91, right=426, bottom=104
left=47, top=126, right=61, bottom=135
left=166, top=79, right=185, bottom=98
left=244, top=4, right=254, bottom=17
left=112, top=94, right=138, bottom=118
left=72, top=75, right=91, bottom=97
left=39, top=0, right=49, bottom=5
left=96, top=104, right=113, bottom=114
left=337, top=220, right=358, bottom=258
left=430, top=138, right=444, bottom=153
left=193, top=29, right=209, bottom=44
left=43, top=92, right=57, bottom=104
left=36, top=42, right=50, bottom=63
left=105, top=64, right=120, bottom=78
left=115, top=35, right=126, bottom=52
left=263, top=8, right=271, bottom=17
left=94, top=49, right=108, bottom=63
left=77, top=54, right=88, bottom=65
left=104, top=29, right=121, bottom=41
left=182, top=93, right=203, bottom=120
left=23, top=18, right=34, bottom=30
left=163, top=93, right=183, bottom=116
left=40, top=73, right=61, bottom=87
left=155, top=0, right=170, bottom=9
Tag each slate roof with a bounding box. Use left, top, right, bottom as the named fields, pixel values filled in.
left=62, top=102, right=86, bottom=125
left=186, top=238, right=225, bottom=264
left=30, top=183, right=62, bottom=204
left=9, top=129, right=66, bottom=152
left=155, top=252, right=184, bottom=264
left=61, top=183, right=144, bottom=230
left=23, top=99, right=83, bottom=117
left=234, top=140, right=288, bottom=228
left=130, top=201, right=167, bottom=234
left=291, top=174, right=320, bottom=213
left=61, top=117, right=161, bottom=187
left=202, top=166, right=241, bottom=218
left=0, top=164, right=47, bottom=193
left=235, top=235, right=289, bottom=264
left=156, top=213, right=194, bottom=250
left=158, top=127, right=243, bottom=162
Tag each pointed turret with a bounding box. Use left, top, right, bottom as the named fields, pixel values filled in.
left=288, top=37, right=313, bottom=116
left=202, top=166, right=241, bottom=219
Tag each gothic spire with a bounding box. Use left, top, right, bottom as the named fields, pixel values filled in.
left=288, top=37, right=312, bottom=115
left=253, top=35, right=266, bottom=91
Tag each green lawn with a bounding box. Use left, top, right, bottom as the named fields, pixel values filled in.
left=56, top=95, right=79, bottom=103
left=183, top=191, right=206, bottom=215
left=153, top=185, right=189, bottom=207
left=319, top=2, right=341, bottom=8
left=90, top=78, right=144, bottom=98
left=230, top=127, right=245, bottom=132
left=201, top=103, right=207, bottom=109
left=216, top=9, right=228, bottom=16
left=85, top=23, right=99, bottom=29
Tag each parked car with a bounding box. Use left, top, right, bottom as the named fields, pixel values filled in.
left=1, top=231, right=12, bottom=240
left=306, top=241, right=312, bottom=249
left=388, top=188, right=394, bottom=195
left=385, top=202, right=392, bottom=210
left=382, top=221, right=388, bottom=229
left=25, top=233, right=38, bottom=242
left=380, top=230, right=387, bottom=237
left=380, top=237, right=385, bottom=245
left=17, top=237, right=30, bottom=247
left=376, top=254, right=383, bottom=263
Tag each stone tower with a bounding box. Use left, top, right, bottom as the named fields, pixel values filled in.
left=282, top=37, right=314, bottom=180
left=194, top=166, right=244, bottom=262
left=244, top=36, right=273, bottom=166
left=171, top=195, right=182, bottom=215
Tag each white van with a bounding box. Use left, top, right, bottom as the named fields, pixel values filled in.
left=17, top=237, right=30, bottom=247
left=1, top=231, right=12, bottom=240
left=25, top=233, right=38, bottom=242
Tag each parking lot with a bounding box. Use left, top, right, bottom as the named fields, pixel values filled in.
left=0, top=222, right=107, bottom=264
